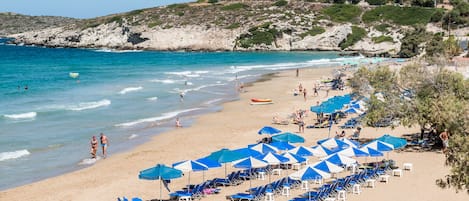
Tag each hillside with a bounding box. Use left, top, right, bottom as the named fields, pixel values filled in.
left=5, top=1, right=456, bottom=57
left=0, top=12, right=79, bottom=36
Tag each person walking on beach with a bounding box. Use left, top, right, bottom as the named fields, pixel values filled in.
left=175, top=118, right=182, bottom=128
left=303, top=88, right=307, bottom=101
left=313, top=85, right=318, bottom=96
left=439, top=129, right=449, bottom=153
left=90, top=136, right=98, bottom=159
left=100, top=133, right=108, bottom=158
left=296, top=68, right=299, bottom=77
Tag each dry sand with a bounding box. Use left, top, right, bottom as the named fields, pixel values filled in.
left=0, top=67, right=467, bottom=201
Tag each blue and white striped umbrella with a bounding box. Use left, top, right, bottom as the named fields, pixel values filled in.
left=288, top=145, right=315, bottom=157
left=249, top=143, right=279, bottom=154
left=172, top=160, right=208, bottom=172
left=340, top=138, right=360, bottom=148
left=317, top=138, right=350, bottom=149
left=256, top=152, right=289, bottom=165
left=282, top=152, right=307, bottom=164
left=336, top=147, right=369, bottom=157
left=363, top=140, right=394, bottom=152
left=172, top=160, right=209, bottom=192
left=360, top=147, right=384, bottom=157
left=311, top=160, right=344, bottom=173
left=310, top=145, right=335, bottom=157
left=232, top=156, right=268, bottom=169
left=321, top=153, right=357, bottom=166
left=289, top=166, right=331, bottom=181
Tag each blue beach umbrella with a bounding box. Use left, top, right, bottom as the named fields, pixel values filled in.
left=288, top=145, right=315, bottom=157
left=248, top=143, right=278, bottom=154
left=272, top=132, right=305, bottom=143
left=269, top=141, right=296, bottom=151
left=317, top=138, right=350, bottom=149
left=207, top=148, right=245, bottom=177
left=233, top=147, right=262, bottom=158
left=311, top=145, right=335, bottom=157
left=336, top=147, right=369, bottom=157
left=321, top=153, right=357, bottom=166
left=172, top=160, right=208, bottom=192
left=196, top=157, right=222, bottom=169
left=344, top=107, right=362, bottom=114
left=139, top=164, right=183, bottom=201
left=258, top=126, right=282, bottom=135
left=376, top=134, right=407, bottom=149
left=312, top=160, right=344, bottom=174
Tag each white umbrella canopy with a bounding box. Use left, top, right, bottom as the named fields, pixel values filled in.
left=311, top=145, right=334, bottom=157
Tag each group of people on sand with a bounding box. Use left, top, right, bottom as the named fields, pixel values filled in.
left=294, top=83, right=325, bottom=100
left=90, top=133, right=108, bottom=159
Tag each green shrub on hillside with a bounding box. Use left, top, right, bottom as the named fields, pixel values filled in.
left=340, top=26, right=366, bottom=49
left=222, top=3, right=249, bottom=11
left=362, top=6, right=437, bottom=25
left=226, top=22, right=240, bottom=29
left=425, top=33, right=445, bottom=57
left=366, top=0, right=387, bottom=5
left=374, top=23, right=390, bottom=32
left=398, top=26, right=428, bottom=58
left=237, top=24, right=279, bottom=48
left=167, top=3, right=189, bottom=9
left=299, top=26, right=326, bottom=38
left=208, top=0, right=218, bottom=3
left=372, top=35, right=394, bottom=43
left=273, top=0, right=288, bottom=7
left=322, top=4, right=362, bottom=23
left=430, top=9, right=445, bottom=22
left=411, top=0, right=435, bottom=7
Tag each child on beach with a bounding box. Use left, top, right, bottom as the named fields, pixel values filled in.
left=176, top=118, right=182, bottom=128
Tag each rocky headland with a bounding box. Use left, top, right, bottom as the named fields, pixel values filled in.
left=3, top=1, right=452, bottom=57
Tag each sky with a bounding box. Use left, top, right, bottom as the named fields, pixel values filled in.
left=0, top=0, right=193, bottom=19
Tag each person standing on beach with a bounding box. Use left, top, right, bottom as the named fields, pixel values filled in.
left=175, top=118, right=182, bottom=128
left=439, top=129, right=449, bottom=153
left=298, top=117, right=305, bottom=133
left=90, top=136, right=98, bottom=159
left=296, top=68, right=299, bottom=77
left=100, top=133, right=108, bottom=158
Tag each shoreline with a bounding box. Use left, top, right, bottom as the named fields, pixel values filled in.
left=1, top=65, right=467, bottom=201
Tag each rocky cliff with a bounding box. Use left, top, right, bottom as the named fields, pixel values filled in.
left=0, top=12, right=79, bottom=36
left=6, top=2, right=409, bottom=56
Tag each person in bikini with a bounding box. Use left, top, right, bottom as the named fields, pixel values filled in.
left=100, top=133, right=108, bottom=158
left=90, top=136, right=98, bottom=159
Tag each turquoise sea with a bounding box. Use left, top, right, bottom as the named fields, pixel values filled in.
left=0, top=38, right=380, bottom=190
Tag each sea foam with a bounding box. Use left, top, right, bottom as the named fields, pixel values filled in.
left=68, top=99, right=111, bottom=111
left=119, top=86, right=143, bottom=94
left=115, top=108, right=201, bottom=127
left=3, top=112, right=37, bottom=120
left=0, top=149, right=30, bottom=161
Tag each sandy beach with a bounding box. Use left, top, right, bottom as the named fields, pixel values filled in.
left=1, top=66, right=467, bottom=201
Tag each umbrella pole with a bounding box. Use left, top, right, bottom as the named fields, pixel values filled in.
left=203, top=171, right=205, bottom=183
left=188, top=172, right=191, bottom=193
left=160, top=179, right=162, bottom=201
left=224, top=164, right=227, bottom=177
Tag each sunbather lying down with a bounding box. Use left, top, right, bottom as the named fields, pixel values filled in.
left=272, top=116, right=289, bottom=125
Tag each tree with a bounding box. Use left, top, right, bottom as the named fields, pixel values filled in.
left=350, top=63, right=469, bottom=193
